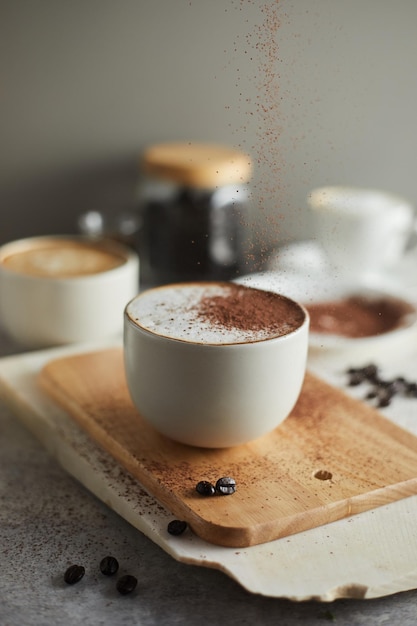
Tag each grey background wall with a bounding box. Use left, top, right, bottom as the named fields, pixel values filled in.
left=1, top=0, right=417, bottom=256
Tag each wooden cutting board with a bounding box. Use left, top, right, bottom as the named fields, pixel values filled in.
left=38, top=347, right=417, bottom=548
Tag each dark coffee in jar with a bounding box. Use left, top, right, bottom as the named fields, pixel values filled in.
left=138, top=143, right=252, bottom=288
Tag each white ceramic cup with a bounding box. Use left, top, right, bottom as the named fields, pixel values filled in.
left=124, top=281, right=309, bottom=448
left=307, top=186, right=416, bottom=281
left=0, top=235, right=139, bottom=348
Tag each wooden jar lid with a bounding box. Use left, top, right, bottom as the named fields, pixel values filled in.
left=141, top=142, right=252, bottom=189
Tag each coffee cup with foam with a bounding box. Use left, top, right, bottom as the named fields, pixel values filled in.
left=0, top=235, right=139, bottom=348
left=124, top=281, right=309, bottom=448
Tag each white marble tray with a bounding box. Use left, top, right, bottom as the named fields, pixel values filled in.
left=1, top=339, right=417, bottom=602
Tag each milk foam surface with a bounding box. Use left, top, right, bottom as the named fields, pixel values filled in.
left=3, top=241, right=124, bottom=277
left=127, top=282, right=303, bottom=345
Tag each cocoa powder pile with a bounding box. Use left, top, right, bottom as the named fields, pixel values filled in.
left=196, top=284, right=305, bottom=337
left=307, top=295, right=414, bottom=338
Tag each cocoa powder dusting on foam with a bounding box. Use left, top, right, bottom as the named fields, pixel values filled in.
left=196, top=284, right=304, bottom=337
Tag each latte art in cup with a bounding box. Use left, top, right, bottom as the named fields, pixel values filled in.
left=2, top=240, right=125, bottom=278
left=0, top=235, right=139, bottom=347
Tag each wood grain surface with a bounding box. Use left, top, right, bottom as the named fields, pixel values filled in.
left=38, top=347, right=417, bottom=547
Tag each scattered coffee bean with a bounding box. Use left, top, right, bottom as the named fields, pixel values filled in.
left=64, top=564, right=85, bottom=585
left=392, top=377, right=408, bottom=393
left=215, top=476, right=236, bottom=495
left=167, top=519, right=187, bottom=536
left=347, top=371, right=365, bottom=387
left=361, top=364, right=378, bottom=381
left=116, top=574, right=138, bottom=595
left=345, top=364, right=417, bottom=408
left=196, top=480, right=216, bottom=496
left=407, top=382, right=417, bottom=398
left=378, top=394, right=392, bottom=408
left=100, top=556, right=119, bottom=576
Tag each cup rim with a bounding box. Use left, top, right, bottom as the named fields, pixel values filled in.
left=307, top=185, right=413, bottom=214
left=124, top=282, right=309, bottom=347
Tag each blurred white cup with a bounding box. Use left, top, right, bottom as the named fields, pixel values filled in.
left=0, top=235, right=139, bottom=348
left=307, top=186, right=416, bottom=281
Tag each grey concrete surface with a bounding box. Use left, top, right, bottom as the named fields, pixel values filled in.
left=1, top=325, right=417, bottom=625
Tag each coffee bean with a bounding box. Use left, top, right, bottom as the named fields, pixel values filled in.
left=196, top=480, right=216, bottom=496
left=64, top=564, right=85, bottom=585
left=215, top=476, right=236, bottom=495
left=116, top=574, right=138, bottom=595
left=167, top=520, right=187, bottom=536
left=377, top=392, right=393, bottom=408
left=378, top=398, right=391, bottom=408
left=99, top=556, right=119, bottom=576
left=377, top=380, right=394, bottom=390
left=346, top=365, right=417, bottom=407
left=347, top=371, right=365, bottom=386
left=407, top=382, right=417, bottom=398
left=393, top=377, right=408, bottom=393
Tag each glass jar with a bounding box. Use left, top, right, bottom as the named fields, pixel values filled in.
left=137, top=142, right=252, bottom=288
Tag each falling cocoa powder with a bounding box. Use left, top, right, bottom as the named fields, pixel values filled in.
left=226, top=1, right=287, bottom=270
